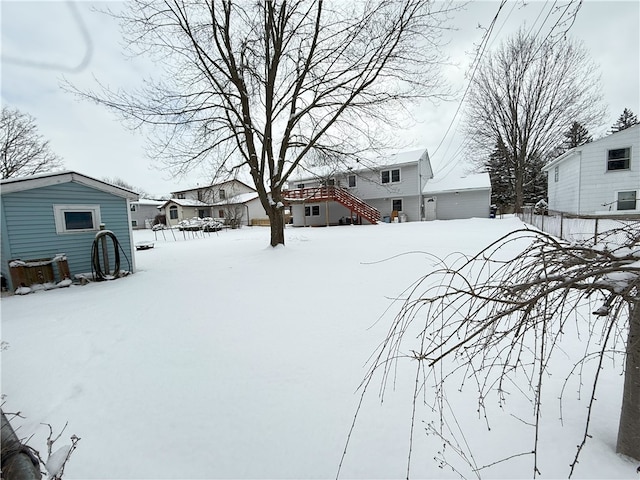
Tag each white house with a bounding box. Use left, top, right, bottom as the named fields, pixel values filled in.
left=286, top=148, right=491, bottom=226
left=160, top=179, right=268, bottom=227
left=543, top=124, right=640, bottom=215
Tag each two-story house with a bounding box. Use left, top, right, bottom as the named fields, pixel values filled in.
left=286, top=149, right=491, bottom=226
left=159, top=179, right=268, bottom=227
left=543, top=124, right=639, bottom=215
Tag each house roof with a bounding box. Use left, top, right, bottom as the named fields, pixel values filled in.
left=543, top=123, right=640, bottom=172
left=134, top=199, right=165, bottom=206
left=171, top=179, right=256, bottom=195
left=210, top=192, right=260, bottom=206
left=423, top=171, right=491, bottom=195
left=289, top=148, right=429, bottom=182
left=158, top=198, right=211, bottom=209
left=0, top=170, right=139, bottom=200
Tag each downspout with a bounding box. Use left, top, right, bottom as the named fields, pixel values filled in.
left=245, top=203, right=250, bottom=227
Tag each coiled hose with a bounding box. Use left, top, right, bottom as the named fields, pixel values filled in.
left=91, top=230, right=132, bottom=281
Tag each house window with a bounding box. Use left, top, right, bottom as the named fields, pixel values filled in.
left=607, top=147, right=631, bottom=171
left=554, top=166, right=559, bottom=182
left=297, top=183, right=305, bottom=189
left=177, top=193, right=186, bottom=199
left=169, top=205, right=178, bottom=219
left=392, top=199, right=403, bottom=213
left=219, top=189, right=226, bottom=200
left=617, top=191, right=637, bottom=211
left=305, top=205, right=320, bottom=216
left=218, top=209, right=225, bottom=218
left=324, top=178, right=335, bottom=186
left=132, top=220, right=138, bottom=227
left=348, top=175, right=356, bottom=188
left=130, top=204, right=137, bottom=212
left=53, top=205, right=101, bottom=234
left=382, top=168, right=400, bottom=184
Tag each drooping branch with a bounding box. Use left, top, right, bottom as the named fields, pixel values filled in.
left=342, top=224, right=639, bottom=477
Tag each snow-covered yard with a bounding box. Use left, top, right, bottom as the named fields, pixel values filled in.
left=1, top=217, right=636, bottom=478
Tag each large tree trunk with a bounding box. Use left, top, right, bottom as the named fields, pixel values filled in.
left=616, top=300, right=640, bottom=460
left=268, top=206, right=285, bottom=247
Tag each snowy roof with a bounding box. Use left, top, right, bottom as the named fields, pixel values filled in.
left=211, top=192, right=260, bottom=206
left=0, top=170, right=139, bottom=200
left=423, top=171, right=491, bottom=194
left=159, top=198, right=211, bottom=209
left=134, top=199, right=165, bottom=206
left=289, top=148, right=428, bottom=182
left=171, top=179, right=255, bottom=195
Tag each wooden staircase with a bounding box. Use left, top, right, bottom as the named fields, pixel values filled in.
left=283, top=186, right=381, bottom=224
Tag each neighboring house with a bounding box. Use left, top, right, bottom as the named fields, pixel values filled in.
left=160, top=179, right=268, bottom=226
left=171, top=179, right=256, bottom=203
left=286, top=148, right=491, bottom=226
left=1, top=171, right=139, bottom=291
left=209, top=192, right=265, bottom=226
left=130, top=199, right=164, bottom=229
left=543, top=124, right=640, bottom=215
left=158, top=198, right=212, bottom=227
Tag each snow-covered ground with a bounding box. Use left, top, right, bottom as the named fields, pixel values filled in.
left=1, top=217, right=636, bottom=478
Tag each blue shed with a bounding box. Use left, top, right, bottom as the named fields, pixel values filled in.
left=1, top=171, right=139, bottom=292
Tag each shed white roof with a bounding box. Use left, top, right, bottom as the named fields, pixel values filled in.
left=0, top=170, right=139, bottom=200
left=423, top=171, right=491, bottom=194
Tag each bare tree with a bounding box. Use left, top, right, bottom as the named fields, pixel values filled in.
left=465, top=29, right=605, bottom=213
left=0, top=106, right=64, bottom=179
left=67, top=0, right=456, bottom=246
left=102, top=176, right=148, bottom=197
left=340, top=224, right=639, bottom=478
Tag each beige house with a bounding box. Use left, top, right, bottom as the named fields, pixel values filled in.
left=160, top=180, right=269, bottom=227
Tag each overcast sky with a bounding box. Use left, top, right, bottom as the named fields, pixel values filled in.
left=2, top=1, right=638, bottom=197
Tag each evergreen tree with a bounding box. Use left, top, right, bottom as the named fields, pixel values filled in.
left=485, top=136, right=547, bottom=212
left=611, top=108, right=639, bottom=133
left=485, top=137, right=514, bottom=212
left=563, top=121, right=592, bottom=150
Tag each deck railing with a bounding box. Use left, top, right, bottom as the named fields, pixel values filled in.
left=283, top=186, right=381, bottom=224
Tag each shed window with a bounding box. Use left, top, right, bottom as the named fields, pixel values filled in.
left=617, top=191, right=637, bottom=211
left=53, top=205, right=101, bottom=234
left=169, top=205, right=178, bottom=219
left=607, top=148, right=631, bottom=171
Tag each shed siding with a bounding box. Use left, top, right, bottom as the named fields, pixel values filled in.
left=435, top=190, right=491, bottom=220
left=1, top=182, right=133, bottom=287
